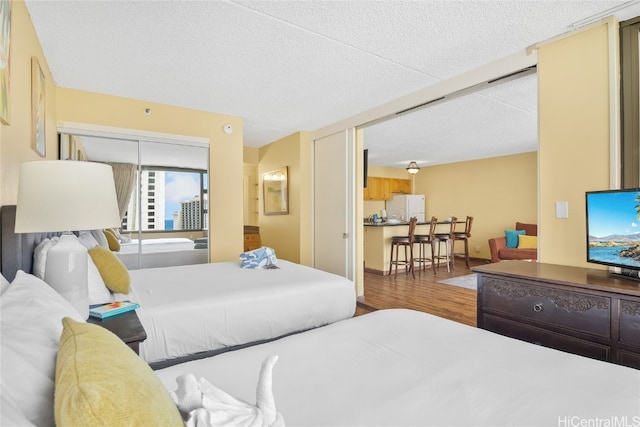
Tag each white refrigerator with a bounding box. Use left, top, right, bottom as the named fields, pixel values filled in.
left=385, top=194, right=425, bottom=222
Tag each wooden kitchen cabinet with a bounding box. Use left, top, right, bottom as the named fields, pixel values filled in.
left=390, top=178, right=411, bottom=194
left=364, top=177, right=391, bottom=200
left=364, top=177, right=410, bottom=200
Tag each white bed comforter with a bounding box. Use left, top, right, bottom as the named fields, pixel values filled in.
left=118, top=238, right=197, bottom=254
left=156, top=309, right=640, bottom=426
left=116, top=238, right=208, bottom=269
left=125, top=261, right=356, bottom=364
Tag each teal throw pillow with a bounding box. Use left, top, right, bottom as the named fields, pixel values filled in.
left=505, top=230, right=526, bottom=248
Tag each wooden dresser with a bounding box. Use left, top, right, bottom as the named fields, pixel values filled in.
left=474, top=261, right=640, bottom=369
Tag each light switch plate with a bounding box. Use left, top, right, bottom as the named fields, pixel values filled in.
left=556, top=201, right=569, bottom=219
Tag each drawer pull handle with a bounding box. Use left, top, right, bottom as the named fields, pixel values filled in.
left=533, top=303, right=543, bottom=313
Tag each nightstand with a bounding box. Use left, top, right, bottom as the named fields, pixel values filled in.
left=88, top=310, right=147, bottom=355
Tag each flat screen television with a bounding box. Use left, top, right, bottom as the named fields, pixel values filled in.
left=586, top=188, right=640, bottom=276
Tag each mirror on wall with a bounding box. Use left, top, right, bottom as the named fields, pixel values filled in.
left=59, top=132, right=210, bottom=269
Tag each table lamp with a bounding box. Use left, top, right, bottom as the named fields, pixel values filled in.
left=15, top=160, right=120, bottom=319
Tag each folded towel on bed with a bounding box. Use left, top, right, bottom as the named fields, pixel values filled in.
left=172, top=355, right=284, bottom=427
left=239, top=247, right=278, bottom=269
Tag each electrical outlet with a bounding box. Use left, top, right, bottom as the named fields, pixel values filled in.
left=475, top=245, right=481, bottom=253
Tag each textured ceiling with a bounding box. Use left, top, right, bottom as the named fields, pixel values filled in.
left=24, top=0, right=640, bottom=167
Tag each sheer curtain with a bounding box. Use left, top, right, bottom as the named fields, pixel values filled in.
left=107, top=162, right=137, bottom=221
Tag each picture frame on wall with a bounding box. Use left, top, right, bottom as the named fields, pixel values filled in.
left=263, top=166, right=289, bottom=215
left=31, top=56, right=45, bottom=157
left=0, top=0, right=11, bottom=125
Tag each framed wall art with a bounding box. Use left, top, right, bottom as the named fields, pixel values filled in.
left=0, top=0, right=11, bottom=125
left=31, top=56, right=45, bottom=157
left=263, top=166, right=289, bottom=215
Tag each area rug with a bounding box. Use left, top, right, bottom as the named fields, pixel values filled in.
left=437, top=273, right=477, bottom=290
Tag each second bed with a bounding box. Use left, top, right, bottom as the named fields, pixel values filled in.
left=119, top=260, right=356, bottom=367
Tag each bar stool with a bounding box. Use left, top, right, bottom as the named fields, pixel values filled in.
left=413, top=216, right=438, bottom=275
left=453, top=216, right=473, bottom=268
left=388, top=217, right=418, bottom=278
left=434, top=216, right=457, bottom=272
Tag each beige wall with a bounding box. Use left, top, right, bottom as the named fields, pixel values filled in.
left=55, top=88, right=244, bottom=262
left=538, top=22, right=614, bottom=268
left=243, top=146, right=259, bottom=164
left=243, top=163, right=259, bottom=226
left=413, top=152, right=538, bottom=260
left=258, top=131, right=312, bottom=264
left=1, top=1, right=58, bottom=205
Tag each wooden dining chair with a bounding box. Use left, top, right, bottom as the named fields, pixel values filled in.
left=453, top=216, right=473, bottom=268
left=388, top=217, right=418, bottom=278
left=413, top=216, right=438, bottom=275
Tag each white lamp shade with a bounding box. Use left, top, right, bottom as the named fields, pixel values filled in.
left=15, top=161, right=120, bottom=233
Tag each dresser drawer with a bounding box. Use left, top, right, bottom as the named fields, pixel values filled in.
left=480, top=277, right=611, bottom=339
left=482, top=313, right=611, bottom=361
left=617, top=349, right=640, bottom=370
left=619, top=299, right=640, bottom=347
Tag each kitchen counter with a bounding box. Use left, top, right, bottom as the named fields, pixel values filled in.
left=364, top=221, right=423, bottom=227
left=364, top=221, right=451, bottom=227
left=363, top=221, right=453, bottom=274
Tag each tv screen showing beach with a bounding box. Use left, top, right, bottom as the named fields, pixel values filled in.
left=586, top=189, right=640, bottom=268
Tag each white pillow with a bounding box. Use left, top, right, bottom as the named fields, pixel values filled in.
left=0, top=382, right=37, bottom=427
left=88, top=257, right=112, bottom=305
left=1, top=273, right=9, bottom=296
left=1, top=271, right=84, bottom=427
left=77, top=230, right=100, bottom=250
left=91, top=229, right=109, bottom=248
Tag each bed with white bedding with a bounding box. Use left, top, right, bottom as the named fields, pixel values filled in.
left=116, top=237, right=208, bottom=269
left=154, top=308, right=640, bottom=426
left=3, top=272, right=638, bottom=427
left=0, top=205, right=356, bottom=370
left=123, top=260, right=356, bottom=366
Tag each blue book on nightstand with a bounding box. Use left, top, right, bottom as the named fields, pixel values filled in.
left=89, top=301, right=140, bottom=319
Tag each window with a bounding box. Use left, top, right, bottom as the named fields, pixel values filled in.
left=122, top=167, right=208, bottom=232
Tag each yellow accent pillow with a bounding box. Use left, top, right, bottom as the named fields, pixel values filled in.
left=518, top=234, right=538, bottom=249
left=103, top=228, right=121, bottom=251
left=88, top=246, right=130, bottom=294
left=54, top=318, right=183, bottom=427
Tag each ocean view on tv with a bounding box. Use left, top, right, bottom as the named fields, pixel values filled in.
left=587, top=189, right=640, bottom=268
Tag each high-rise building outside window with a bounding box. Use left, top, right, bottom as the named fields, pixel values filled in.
left=121, top=168, right=207, bottom=232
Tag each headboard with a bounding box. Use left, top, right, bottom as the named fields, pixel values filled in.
left=0, top=205, right=59, bottom=282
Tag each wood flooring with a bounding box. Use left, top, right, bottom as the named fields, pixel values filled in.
left=356, top=258, right=490, bottom=327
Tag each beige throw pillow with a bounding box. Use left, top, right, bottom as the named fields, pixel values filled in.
left=87, top=246, right=130, bottom=294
